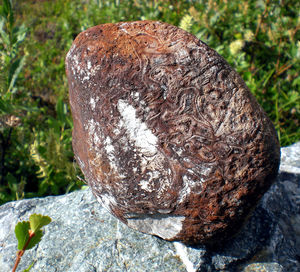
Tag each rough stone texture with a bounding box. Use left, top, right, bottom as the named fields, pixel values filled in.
left=0, top=143, right=299, bottom=272
left=65, top=21, right=280, bottom=245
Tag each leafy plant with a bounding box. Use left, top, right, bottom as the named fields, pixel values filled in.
left=29, top=97, right=79, bottom=195
left=0, top=0, right=27, bottom=108
left=0, top=0, right=34, bottom=203
left=179, top=14, right=193, bottom=32
left=12, top=214, right=51, bottom=272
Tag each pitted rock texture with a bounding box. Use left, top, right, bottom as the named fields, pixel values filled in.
left=66, top=21, right=280, bottom=245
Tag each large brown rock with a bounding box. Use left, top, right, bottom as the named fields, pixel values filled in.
left=65, top=21, right=280, bottom=245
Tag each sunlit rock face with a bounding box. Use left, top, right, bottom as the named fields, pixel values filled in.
left=65, top=21, right=280, bottom=245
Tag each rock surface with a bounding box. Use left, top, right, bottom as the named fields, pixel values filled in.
left=65, top=21, right=280, bottom=245
left=0, top=143, right=299, bottom=272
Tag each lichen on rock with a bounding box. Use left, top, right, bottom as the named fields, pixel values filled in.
left=66, top=21, right=280, bottom=245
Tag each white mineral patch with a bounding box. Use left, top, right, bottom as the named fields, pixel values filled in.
left=174, top=242, right=196, bottom=272
left=87, top=60, right=91, bottom=70
left=198, top=164, right=214, bottom=177
left=138, top=153, right=171, bottom=197
left=76, top=157, right=85, bottom=170
left=119, top=22, right=129, bottom=34
left=90, top=97, right=96, bottom=110
left=177, top=175, right=192, bottom=204
left=117, top=100, right=173, bottom=197
left=113, top=127, right=121, bottom=135
left=69, top=47, right=101, bottom=83
left=127, top=214, right=185, bottom=240
left=177, top=170, right=206, bottom=204
left=82, top=73, right=90, bottom=82
left=104, top=136, right=114, bottom=153
left=131, top=92, right=140, bottom=103
left=162, top=85, right=168, bottom=99
left=139, top=180, right=152, bottom=192
left=66, top=44, right=76, bottom=66
left=103, top=136, right=119, bottom=172
left=85, top=119, right=97, bottom=135
left=176, top=48, right=190, bottom=63
left=70, top=53, right=80, bottom=76
left=85, top=119, right=104, bottom=150
left=96, top=194, right=117, bottom=214
left=117, top=99, right=158, bottom=156
left=93, top=132, right=100, bottom=146
left=85, top=119, right=102, bottom=143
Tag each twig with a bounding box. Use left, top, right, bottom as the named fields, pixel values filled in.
left=12, top=231, right=36, bottom=272
left=255, top=0, right=270, bottom=37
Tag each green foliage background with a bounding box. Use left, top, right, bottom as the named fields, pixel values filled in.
left=0, top=0, right=299, bottom=204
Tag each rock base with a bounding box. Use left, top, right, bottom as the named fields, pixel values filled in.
left=0, top=143, right=299, bottom=271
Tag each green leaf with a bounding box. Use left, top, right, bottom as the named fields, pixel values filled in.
left=15, top=221, right=30, bottom=250
left=8, top=55, right=26, bottom=92
left=2, top=0, right=13, bottom=28
left=0, top=18, right=10, bottom=46
left=0, top=16, right=5, bottom=34
left=0, top=96, right=13, bottom=113
left=2, top=0, right=11, bottom=18
left=16, top=24, right=27, bottom=44
left=29, top=214, right=51, bottom=233
left=56, top=97, right=66, bottom=123
left=11, top=24, right=27, bottom=45
left=26, top=229, right=43, bottom=250
left=22, top=261, right=35, bottom=272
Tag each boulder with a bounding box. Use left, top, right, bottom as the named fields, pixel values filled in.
left=65, top=21, right=280, bottom=245
left=0, top=143, right=299, bottom=272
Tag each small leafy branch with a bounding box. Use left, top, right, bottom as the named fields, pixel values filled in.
left=13, top=214, right=51, bottom=272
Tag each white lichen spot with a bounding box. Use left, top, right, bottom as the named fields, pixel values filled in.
left=76, top=157, right=85, bottom=170
left=66, top=43, right=76, bottom=66
left=85, top=119, right=103, bottom=149
left=87, top=60, right=91, bottom=70
left=198, top=164, right=214, bottom=177
left=103, top=136, right=119, bottom=172
left=161, top=85, right=168, bottom=100
left=113, top=127, right=121, bottom=135
left=139, top=180, right=152, bottom=192
left=85, top=119, right=97, bottom=135
left=177, top=175, right=192, bottom=204
left=90, top=97, right=96, bottom=110
left=131, top=92, right=140, bottom=102
left=90, top=96, right=99, bottom=111
left=96, top=194, right=117, bottom=214
left=117, top=100, right=173, bottom=198
left=104, top=136, right=114, bottom=153
left=117, top=99, right=157, bottom=156
left=119, top=22, right=129, bottom=34
left=95, top=133, right=102, bottom=147
left=69, top=49, right=102, bottom=84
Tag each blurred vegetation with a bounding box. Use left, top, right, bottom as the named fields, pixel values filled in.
left=0, top=0, right=299, bottom=204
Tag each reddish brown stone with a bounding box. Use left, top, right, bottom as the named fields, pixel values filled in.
left=65, top=21, right=280, bottom=245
